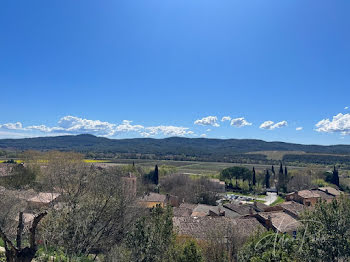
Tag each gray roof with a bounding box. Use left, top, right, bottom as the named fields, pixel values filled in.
left=223, top=203, right=257, bottom=216
left=139, top=193, right=167, bottom=202
left=173, top=216, right=265, bottom=240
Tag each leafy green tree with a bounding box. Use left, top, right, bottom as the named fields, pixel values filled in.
left=238, top=231, right=296, bottom=262
left=220, top=167, right=252, bottom=188
left=176, top=240, right=203, bottom=262
left=127, top=205, right=174, bottom=262
left=297, top=196, right=350, bottom=262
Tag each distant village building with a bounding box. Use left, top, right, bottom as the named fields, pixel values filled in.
left=173, top=203, right=197, bottom=217
left=286, top=187, right=342, bottom=206
left=223, top=202, right=268, bottom=217
left=208, top=178, right=226, bottom=193
left=121, top=172, right=137, bottom=198
left=191, top=204, right=225, bottom=217
left=139, top=193, right=179, bottom=208
left=265, top=201, right=306, bottom=219
left=0, top=163, right=15, bottom=177
left=173, top=216, right=265, bottom=241
left=27, top=192, right=61, bottom=210
left=254, top=211, right=300, bottom=235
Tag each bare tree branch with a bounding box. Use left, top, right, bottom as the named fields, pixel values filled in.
left=29, top=211, right=47, bottom=250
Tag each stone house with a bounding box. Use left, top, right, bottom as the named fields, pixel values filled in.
left=139, top=193, right=179, bottom=208
left=254, top=211, right=300, bottom=235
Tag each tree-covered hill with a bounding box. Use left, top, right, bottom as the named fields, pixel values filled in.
left=0, top=134, right=350, bottom=158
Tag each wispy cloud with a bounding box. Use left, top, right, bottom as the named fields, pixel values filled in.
left=140, top=126, right=194, bottom=137
left=260, top=120, right=288, bottom=130
left=296, top=127, right=303, bottom=131
left=221, top=116, right=231, bottom=122
left=0, top=122, right=23, bottom=130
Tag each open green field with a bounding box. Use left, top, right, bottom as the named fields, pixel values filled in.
left=248, top=151, right=306, bottom=161
left=104, top=159, right=314, bottom=176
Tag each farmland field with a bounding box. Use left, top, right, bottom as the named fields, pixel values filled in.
left=103, top=159, right=316, bottom=176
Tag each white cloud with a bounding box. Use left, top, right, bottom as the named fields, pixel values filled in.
left=200, top=134, right=207, bottom=138
left=260, top=120, right=288, bottom=130
left=345, top=107, right=349, bottom=110
left=0, top=116, right=195, bottom=138
left=27, top=125, right=54, bottom=132
left=230, top=117, right=252, bottom=128
left=0, top=122, right=23, bottom=130
left=296, top=127, right=303, bottom=131
left=53, top=116, right=117, bottom=136
left=194, top=116, right=220, bottom=127
left=316, top=113, right=350, bottom=135
left=115, top=120, right=144, bottom=132
left=221, top=116, right=231, bottom=122
left=141, top=126, right=194, bottom=137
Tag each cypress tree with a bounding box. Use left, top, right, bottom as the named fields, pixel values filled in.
left=271, top=165, right=275, bottom=175
left=284, top=166, right=288, bottom=176
left=252, top=167, right=256, bottom=186
left=154, top=165, right=159, bottom=185
left=278, top=162, right=285, bottom=192
left=265, top=170, right=270, bottom=189
left=279, top=162, right=284, bottom=175
left=333, top=165, right=339, bottom=187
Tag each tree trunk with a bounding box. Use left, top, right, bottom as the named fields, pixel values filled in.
left=5, top=247, right=36, bottom=262
left=1, top=211, right=47, bottom=262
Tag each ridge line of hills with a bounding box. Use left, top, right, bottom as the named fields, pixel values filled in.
left=0, top=134, right=349, bottom=155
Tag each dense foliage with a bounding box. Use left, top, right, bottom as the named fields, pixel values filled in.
left=239, top=196, right=350, bottom=262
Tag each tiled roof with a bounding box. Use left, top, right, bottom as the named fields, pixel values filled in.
left=173, top=203, right=197, bottom=217
left=279, top=201, right=306, bottom=217
left=223, top=203, right=256, bottom=216
left=297, top=190, right=320, bottom=198
left=318, top=187, right=342, bottom=196
left=174, top=207, right=193, bottom=217
left=140, top=193, right=167, bottom=202
left=179, top=203, right=197, bottom=210
left=173, top=216, right=265, bottom=240
left=28, top=193, right=61, bottom=204
left=191, top=204, right=221, bottom=217
left=253, top=202, right=268, bottom=212
left=313, top=189, right=334, bottom=200
left=258, top=211, right=300, bottom=233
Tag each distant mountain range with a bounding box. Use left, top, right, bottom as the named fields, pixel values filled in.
left=0, top=134, right=349, bottom=156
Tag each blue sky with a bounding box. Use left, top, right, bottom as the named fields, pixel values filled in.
left=0, top=0, right=350, bottom=145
